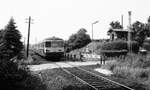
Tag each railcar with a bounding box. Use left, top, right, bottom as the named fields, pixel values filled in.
left=34, top=36, right=65, bottom=60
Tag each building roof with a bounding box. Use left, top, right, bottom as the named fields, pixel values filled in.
left=45, top=36, right=63, bottom=41
left=112, top=29, right=129, bottom=32
left=108, top=29, right=133, bottom=34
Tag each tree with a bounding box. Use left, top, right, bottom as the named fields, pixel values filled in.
left=77, top=28, right=87, bottom=34
left=68, top=28, right=91, bottom=50
left=109, top=21, right=123, bottom=29
left=146, top=16, right=150, bottom=37
left=1, top=17, right=23, bottom=59
left=131, top=21, right=150, bottom=46
left=148, top=16, right=150, bottom=23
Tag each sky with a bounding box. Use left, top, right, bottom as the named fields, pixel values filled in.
left=0, top=0, right=150, bottom=44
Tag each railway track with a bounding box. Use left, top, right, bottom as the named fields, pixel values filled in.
left=56, top=62, right=134, bottom=90
left=31, top=54, right=134, bottom=90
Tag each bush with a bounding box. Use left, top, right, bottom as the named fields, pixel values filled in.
left=101, top=40, right=127, bottom=50
left=113, top=66, right=133, bottom=78
left=101, top=60, right=119, bottom=71
left=0, top=59, right=46, bottom=90
left=130, top=41, right=140, bottom=53
left=101, top=53, right=150, bottom=89
left=99, top=50, right=128, bottom=57
left=113, top=66, right=149, bottom=80
left=96, top=40, right=139, bottom=57
left=143, top=42, right=150, bottom=51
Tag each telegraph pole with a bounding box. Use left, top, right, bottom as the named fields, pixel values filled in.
left=26, top=16, right=33, bottom=58
left=121, top=15, right=124, bottom=28
left=128, top=11, right=132, bottom=53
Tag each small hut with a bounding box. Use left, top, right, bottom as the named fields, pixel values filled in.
left=108, top=29, right=134, bottom=41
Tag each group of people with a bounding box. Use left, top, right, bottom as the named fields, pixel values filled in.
left=65, top=52, right=107, bottom=64
left=64, top=52, right=84, bottom=61
left=100, top=55, right=106, bottom=64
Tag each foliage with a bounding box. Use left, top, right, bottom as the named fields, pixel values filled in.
left=143, top=38, right=150, bottom=51
left=0, top=18, right=46, bottom=90
left=96, top=40, right=139, bottom=57
left=107, top=17, right=150, bottom=47
left=99, top=50, right=128, bottom=57
left=68, top=28, right=91, bottom=51
left=0, top=18, right=23, bottom=59
left=101, top=40, right=127, bottom=50
left=102, top=54, right=150, bottom=89
left=96, top=40, right=127, bottom=57
left=0, top=59, right=46, bottom=90
left=101, top=60, right=119, bottom=71
left=131, top=21, right=150, bottom=46
left=143, top=42, right=150, bottom=51
left=109, top=21, right=123, bottom=29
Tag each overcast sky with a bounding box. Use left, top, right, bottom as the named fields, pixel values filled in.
left=0, top=0, right=150, bottom=44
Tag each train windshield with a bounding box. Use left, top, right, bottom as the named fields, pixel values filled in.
left=51, top=41, right=63, bottom=47
left=45, top=42, right=51, bottom=47
left=45, top=41, right=63, bottom=47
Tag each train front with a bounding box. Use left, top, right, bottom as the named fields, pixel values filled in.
left=44, top=37, right=64, bottom=61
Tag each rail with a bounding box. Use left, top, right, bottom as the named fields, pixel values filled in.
left=55, top=63, right=98, bottom=90
left=66, top=62, right=134, bottom=90
left=55, top=62, right=134, bottom=90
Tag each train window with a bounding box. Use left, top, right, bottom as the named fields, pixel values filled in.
left=58, top=41, right=64, bottom=47
left=45, top=42, right=51, bottom=47
left=51, top=41, right=63, bottom=47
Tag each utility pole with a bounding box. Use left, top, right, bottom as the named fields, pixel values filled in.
left=26, top=16, right=33, bottom=58
left=121, top=15, right=124, bottom=28
left=128, top=11, right=132, bottom=53
left=23, top=37, right=26, bottom=52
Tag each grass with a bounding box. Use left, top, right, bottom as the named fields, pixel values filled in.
left=78, top=62, right=146, bottom=90
left=101, top=53, right=150, bottom=89
left=36, top=68, right=94, bottom=90
left=20, top=50, right=51, bottom=65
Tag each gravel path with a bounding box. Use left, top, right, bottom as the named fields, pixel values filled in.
left=29, top=61, right=113, bottom=76
left=29, top=61, right=100, bottom=71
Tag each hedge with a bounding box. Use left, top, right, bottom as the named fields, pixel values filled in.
left=143, top=42, right=150, bottom=51
left=98, top=50, right=128, bottom=57
left=96, top=40, right=139, bottom=57
left=100, top=40, right=127, bottom=50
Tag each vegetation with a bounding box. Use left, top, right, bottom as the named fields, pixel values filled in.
left=67, top=28, right=91, bottom=51
left=131, top=21, right=150, bottom=46
left=38, top=68, right=92, bottom=90
left=101, top=40, right=127, bottom=50
left=0, top=18, right=23, bottom=59
left=0, top=59, right=46, bottom=90
left=96, top=40, right=139, bottom=57
left=143, top=38, right=150, bottom=51
left=109, top=21, right=123, bottom=30
left=0, top=18, right=46, bottom=90
left=101, top=53, right=150, bottom=89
